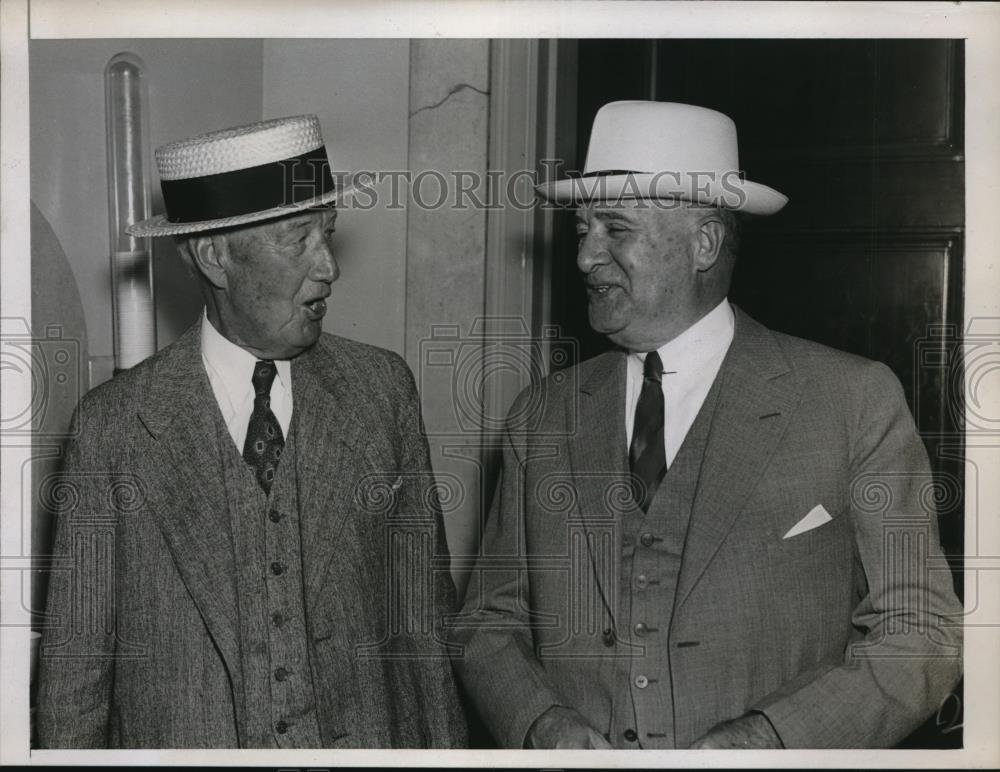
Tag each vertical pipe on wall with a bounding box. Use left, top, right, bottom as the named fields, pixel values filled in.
left=105, top=52, right=156, bottom=372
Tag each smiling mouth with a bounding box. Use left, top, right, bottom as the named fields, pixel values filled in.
left=303, top=298, right=328, bottom=319
left=586, top=283, right=617, bottom=295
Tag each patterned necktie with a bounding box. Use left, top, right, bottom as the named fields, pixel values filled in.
left=242, top=359, right=285, bottom=495
left=629, top=351, right=666, bottom=513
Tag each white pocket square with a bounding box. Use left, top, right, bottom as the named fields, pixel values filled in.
left=783, top=504, right=833, bottom=539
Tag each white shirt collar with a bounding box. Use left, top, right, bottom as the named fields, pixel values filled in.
left=631, top=298, right=735, bottom=373
left=625, top=299, right=735, bottom=468
left=200, top=311, right=292, bottom=424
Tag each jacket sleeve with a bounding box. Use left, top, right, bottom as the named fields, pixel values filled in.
left=447, top=387, right=567, bottom=749
left=35, top=401, right=117, bottom=748
left=752, top=361, right=963, bottom=747
left=389, top=354, right=470, bottom=748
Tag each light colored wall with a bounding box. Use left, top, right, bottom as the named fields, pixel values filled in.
left=29, top=39, right=264, bottom=375
left=262, top=39, right=411, bottom=354
left=31, top=39, right=413, bottom=366
left=405, top=40, right=492, bottom=586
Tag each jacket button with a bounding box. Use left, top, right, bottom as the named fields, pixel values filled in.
left=276, top=720, right=289, bottom=734
left=270, top=562, right=284, bottom=576
left=623, top=728, right=638, bottom=742
left=269, top=509, right=283, bottom=523
left=634, top=674, right=649, bottom=689
left=274, top=667, right=289, bottom=682
left=272, top=612, right=284, bottom=627
left=635, top=574, right=649, bottom=589
left=640, top=532, right=655, bottom=548
left=634, top=622, right=649, bottom=636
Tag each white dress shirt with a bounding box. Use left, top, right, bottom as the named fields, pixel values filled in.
left=200, top=311, right=293, bottom=452
left=625, top=298, right=735, bottom=469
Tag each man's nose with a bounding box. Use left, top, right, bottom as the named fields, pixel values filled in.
left=312, top=240, right=339, bottom=282
left=577, top=232, right=610, bottom=274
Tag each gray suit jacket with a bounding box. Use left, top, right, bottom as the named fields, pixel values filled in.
left=37, top=323, right=468, bottom=748
left=451, top=308, right=962, bottom=748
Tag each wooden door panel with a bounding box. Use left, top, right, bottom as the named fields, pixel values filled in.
left=754, top=160, right=964, bottom=230
left=731, top=232, right=962, bottom=415
left=655, top=39, right=962, bottom=160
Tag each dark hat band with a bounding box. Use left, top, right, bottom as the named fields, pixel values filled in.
left=575, top=169, right=747, bottom=181
left=576, top=169, right=645, bottom=178
left=160, top=145, right=336, bottom=224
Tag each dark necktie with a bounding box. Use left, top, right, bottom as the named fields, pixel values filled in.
left=628, top=351, right=666, bottom=513
left=242, top=359, right=285, bottom=495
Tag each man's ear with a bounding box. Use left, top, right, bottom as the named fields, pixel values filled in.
left=693, top=215, right=726, bottom=273
left=182, top=233, right=231, bottom=290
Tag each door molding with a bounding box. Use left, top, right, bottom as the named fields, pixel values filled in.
left=482, top=39, right=577, bottom=429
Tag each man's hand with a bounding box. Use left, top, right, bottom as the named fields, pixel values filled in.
left=689, top=712, right=784, bottom=749
left=525, top=705, right=614, bottom=749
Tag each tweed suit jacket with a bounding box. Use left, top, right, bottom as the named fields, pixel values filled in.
left=37, top=322, right=468, bottom=748
left=451, top=307, right=963, bottom=749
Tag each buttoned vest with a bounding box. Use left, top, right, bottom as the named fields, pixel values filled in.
left=609, top=373, right=724, bottom=749
left=213, top=407, right=323, bottom=748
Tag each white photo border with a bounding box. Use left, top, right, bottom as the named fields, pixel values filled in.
left=3, top=0, right=999, bottom=767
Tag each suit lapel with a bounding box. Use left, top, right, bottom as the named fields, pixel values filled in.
left=567, top=350, right=638, bottom=518
left=674, top=307, right=803, bottom=611
left=565, top=351, right=646, bottom=636
left=291, top=340, right=374, bottom=609
left=135, top=324, right=242, bottom=678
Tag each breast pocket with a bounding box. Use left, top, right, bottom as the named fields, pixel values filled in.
left=767, top=505, right=849, bottom=564
left=746, top=449, right=850, bottom=558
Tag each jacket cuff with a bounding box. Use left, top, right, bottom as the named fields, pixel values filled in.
left=751, top=692, right=816, bottom=749
left=505, top=698, right=562, bottom=749
left=747, top=709, right=785, bottom=748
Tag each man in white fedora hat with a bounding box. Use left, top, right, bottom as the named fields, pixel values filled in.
left=36, top=115, right=467, bottom=748
left=451, top=101, right=962, bottom=749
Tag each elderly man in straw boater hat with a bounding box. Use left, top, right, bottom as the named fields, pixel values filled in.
left=36, top=115, right=467, bottom=748
left=450, top=101, right=962, bottom=749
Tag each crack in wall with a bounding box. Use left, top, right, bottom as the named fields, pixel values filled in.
left=410, top=82, right=489, bottom=117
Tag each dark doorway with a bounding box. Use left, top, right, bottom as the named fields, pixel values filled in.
left=547, top=39, right=965, bottom=748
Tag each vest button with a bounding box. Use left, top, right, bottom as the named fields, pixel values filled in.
left=269, top=509, right=283, bottom=523
left=640, top=532, right=655, bottom=548
left=635, top=574, right=649, bottom=589
left=634, top=622, right=649, bottom=636
left=623, top=728, right=638, bottom=742
left=270, top=562, right=284, bottom=576
left=274, top=667, right=289, bottom=682
left=634, top=674, right=649, bottom=689
left=275, top=720, right=289, bottom=734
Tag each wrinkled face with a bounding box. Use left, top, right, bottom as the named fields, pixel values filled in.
left=218, top=206, right=339, bottom=359
left=575, top=200, right=704, bottom=350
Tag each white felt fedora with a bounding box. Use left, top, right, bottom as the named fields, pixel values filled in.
left=127, top=114, right=350, bottom=237
left=535, top=101, right=787, bottom=215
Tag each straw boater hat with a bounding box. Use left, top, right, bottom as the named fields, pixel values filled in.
left=535, top=101, right=787, bottom=216
left=127, top=114, right=347, bottom=237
